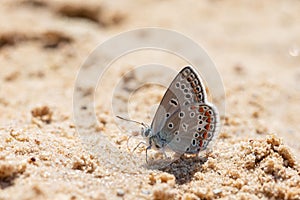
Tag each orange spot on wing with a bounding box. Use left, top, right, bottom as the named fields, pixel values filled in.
left=205, top=124, right=210, bottom=130
left=199, top=140, right=203, bottom=147
left=202, top=131, right=208, bottom=139
left=205, top=111, right=210, bottom=116
left=199, top=107, right=204, bottom=113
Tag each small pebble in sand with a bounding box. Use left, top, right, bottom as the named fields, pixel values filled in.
left=213, top=188, right=222, bottom=195
left=233, top=64, right=246, bottom=74
left=148, top=172, right=175, bottom=186
left=28, top=157, right=37, bottom=164
left=141, top=189, right=150, bottom=195
left=153, top=184, right=176, bottom=200
left=31, top=105, right=53, bottom=124
left=116, top=189, right=125, bottom=197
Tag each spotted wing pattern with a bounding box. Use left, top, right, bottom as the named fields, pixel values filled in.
left=151, top=66, right=207, bottom=135
left=167, top=103, right=219, bottom=154
left=150, top=66, right=219, bottom=154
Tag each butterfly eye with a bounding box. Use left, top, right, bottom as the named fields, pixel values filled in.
left=142, top=128, right=151, bottom=137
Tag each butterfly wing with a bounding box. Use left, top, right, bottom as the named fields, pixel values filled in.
left=151, top=66, right=207, bottom=135
left=150, top=66, right=219, bottom=154
left=167, top=103, right=219, bottom=154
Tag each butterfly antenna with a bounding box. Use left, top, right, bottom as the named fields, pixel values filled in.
left=116, top=116, right=148, bottom=128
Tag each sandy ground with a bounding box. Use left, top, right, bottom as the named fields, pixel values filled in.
left=1, top=0, right=300, bottom=199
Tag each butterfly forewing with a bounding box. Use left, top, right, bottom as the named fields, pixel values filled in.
left=151, top=66, right=207, bottom=134
left=171, top=66, right=207, bottom=105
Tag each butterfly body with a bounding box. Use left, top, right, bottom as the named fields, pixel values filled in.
left=147, top=129, right=174, bottom=149
left=141, top=66, right=219, bottom=158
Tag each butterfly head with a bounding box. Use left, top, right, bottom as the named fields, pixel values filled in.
left=142, top=128, right=166, bottom=151
left=141, top=126, right=152, bottom=138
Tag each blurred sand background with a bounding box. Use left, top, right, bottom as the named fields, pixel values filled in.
left=0, top=0, right=300, bottom=199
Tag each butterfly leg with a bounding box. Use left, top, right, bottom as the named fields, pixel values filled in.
left=163, top=150, right=168, bottom=159
left=132, top=141, right=147, bottom=154
left=145, top=145, right=152, bottom=163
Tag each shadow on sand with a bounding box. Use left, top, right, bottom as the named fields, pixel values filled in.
left=146, top=155, right=207, bottom=185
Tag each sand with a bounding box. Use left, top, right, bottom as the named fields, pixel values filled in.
left=1, top=0, right=300, bottom=199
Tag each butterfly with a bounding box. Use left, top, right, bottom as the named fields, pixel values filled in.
left=118, top=66, right=219, bottom=162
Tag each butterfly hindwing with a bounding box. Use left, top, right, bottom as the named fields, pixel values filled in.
left=164, top=103, right=218, bottom=154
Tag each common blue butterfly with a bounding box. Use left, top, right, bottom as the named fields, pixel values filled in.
left=118, top=66, right=219, bottom=162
